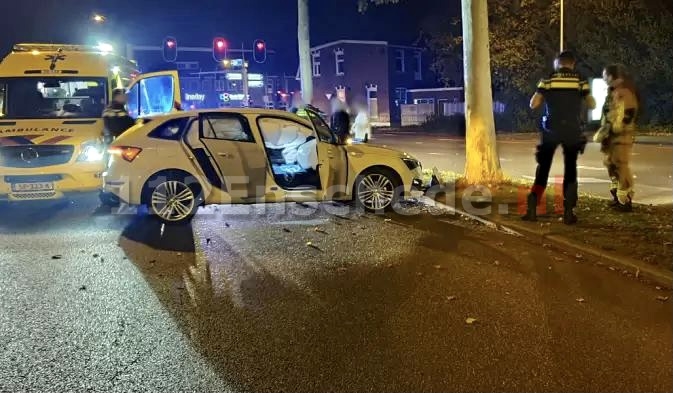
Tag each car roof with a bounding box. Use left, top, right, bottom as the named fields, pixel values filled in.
left=147, top=108, right=315, bottom=126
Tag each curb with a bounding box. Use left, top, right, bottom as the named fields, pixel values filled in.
left=496, top=219, right=673, bottom=288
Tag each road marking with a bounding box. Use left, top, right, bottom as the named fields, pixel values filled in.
left=271, top=219, right=331, bottom=226
left=500, top=158, right=512, bottom=162
left=521, top=175, right=611, bottom=184
left=428, top=152, right=442, bottom=155
left=415, top=141, right=424, bottom=144
left=578, top=165, right=605, bottom=171
left=438, top=138, right=453, bottom=141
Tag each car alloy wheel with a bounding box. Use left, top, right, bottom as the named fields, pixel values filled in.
left=357, top=172, right=395, bottom=211
left=150, top=180, right=196, bottom=222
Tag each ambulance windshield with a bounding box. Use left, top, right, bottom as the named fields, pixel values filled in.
left=0, top=77, right=107, bottom=119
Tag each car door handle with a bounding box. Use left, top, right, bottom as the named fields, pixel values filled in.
left=217, top=152, right=233, bottom=158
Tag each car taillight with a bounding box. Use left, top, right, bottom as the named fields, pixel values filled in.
left=108, top=146, right=142, bottom=162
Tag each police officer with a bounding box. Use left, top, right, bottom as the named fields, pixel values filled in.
left=102, top=88, right=135, bottom=144
left=522, top=51, right=596, bottom=224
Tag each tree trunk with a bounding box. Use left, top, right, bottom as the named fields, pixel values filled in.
left=297, top=0, right=313, bottom=105
left=461, top=0, right=503, bottom=184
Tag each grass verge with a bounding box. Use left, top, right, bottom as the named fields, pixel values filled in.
left=423, top=170, right=673, bottom=271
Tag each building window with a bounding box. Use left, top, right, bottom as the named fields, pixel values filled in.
left=395, top=49, right=405, bottom=73
left=414, top=98, right=434, bottom=105
left=414, top=51, right=422, bottom=80
left=214, top=79, right=226, bottom=92
left=335, top=48, right=344, bottom=76
left=312, top=50, right=321, bottom=77
left=395, top=87, right=408, bottom=104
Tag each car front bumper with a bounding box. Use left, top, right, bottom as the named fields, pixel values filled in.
left=0, top=163, right=104, bottom=202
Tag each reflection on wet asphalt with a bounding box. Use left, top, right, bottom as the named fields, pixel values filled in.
left=1, top=195, right=671, bottom=393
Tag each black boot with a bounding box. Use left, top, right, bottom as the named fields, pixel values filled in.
left=521, top=193, right=537, bottom=221
left=613, top=195, right=633, bottom=212
left=563, top=207, right=578, bottom=225
left=608, top=188, right=619, bottom=207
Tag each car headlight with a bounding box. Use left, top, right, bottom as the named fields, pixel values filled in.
left=76, top=140, right=105, bottom=162
left=402, top=157, right=421, bottom=171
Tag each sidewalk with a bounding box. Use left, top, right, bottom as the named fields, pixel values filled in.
left=430, top=180, right=673, bottom=287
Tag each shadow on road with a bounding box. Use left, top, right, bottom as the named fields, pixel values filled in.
left=121, top=216, right=195, bottom=253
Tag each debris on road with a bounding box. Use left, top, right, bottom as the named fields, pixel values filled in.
left=283, top=228, right=291, bottom=233
left=465, top=317, right=477, bottom=324
left=494, top=260, right=500, bottom=266
left=51, top=255, right=62, bottom=260
left=495, top=242, right=504, bottom=247
left=433, top=265, right=443, bottom=269
left=206, top=238, right=211, bottom=245
left=576, top=298, right=586, bottom=303
left=446, top=295, right=457, bottom=301
left=656, top=296, right=669, bottom=302
left=635, top=268, right=640, bottom=278
left=314, top=227, right=328, bottom=234
left=93, top=254, right=99, bottom=258
left=384, top=218, right=392, bottom=223
left=78, top=286, right=86, bottom=291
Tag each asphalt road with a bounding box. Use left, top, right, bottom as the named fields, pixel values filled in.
left=371, top=132, right=673, bottom=205
left=1, top=196, right=671, bottom=393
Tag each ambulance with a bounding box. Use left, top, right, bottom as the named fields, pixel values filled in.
left=0, top=43, right=180, bottom=202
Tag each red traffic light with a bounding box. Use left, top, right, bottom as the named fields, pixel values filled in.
left=162, top=36, right=177, bottom=62
left=213, top=37, right=228, bottom=61
left=253, top=39, right=266, bottom=63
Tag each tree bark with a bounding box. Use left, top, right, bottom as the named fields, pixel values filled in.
left=461, top=0, right=503, bottom=184
left=298, top=0, right=313, bottom=105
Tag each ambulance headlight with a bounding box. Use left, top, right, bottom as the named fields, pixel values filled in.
left=77, top=140, right=105, bottom=162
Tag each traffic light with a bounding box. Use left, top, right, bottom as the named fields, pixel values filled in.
left=213, top=37, right=228, bottom=62
left=162, top=36, right=177, bottom=62
left=253, top=39, right=266, bottom=63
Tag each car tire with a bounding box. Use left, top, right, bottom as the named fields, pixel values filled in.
left=142, top=172, right=202, bottom=225
left=98, top=191, right=121, bottom=207
left=353, top=167, right=402, bottom=213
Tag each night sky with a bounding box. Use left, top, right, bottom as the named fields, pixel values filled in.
left=0, top=0, right=456, bottom=74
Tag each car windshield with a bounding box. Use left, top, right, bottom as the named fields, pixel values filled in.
left=0, top=77, right=107, bottom=119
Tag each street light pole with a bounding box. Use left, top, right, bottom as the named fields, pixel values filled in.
left=559, top=0, right=564, bottom=53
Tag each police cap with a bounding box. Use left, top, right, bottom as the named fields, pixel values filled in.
left=111, top=88, right=127, bottom=99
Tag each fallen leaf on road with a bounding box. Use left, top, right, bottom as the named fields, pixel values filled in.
left=416, top=272, right=423, bottom=276
left=446, top=295, right=457, bottom=301
left=656, top=296, right=669, bottom=302
left=465, top=317, right=477, bottom=324
left=543, top=243, right=552, bottom=248
left=635, top=269, right=640, bottom=278
left=224, top=222, right=230, bottom=228
left=283, top=228, right=291, bottom=233
left=576, top=298, right=586, bottom=303
left=494, top=260, right=500, bottom=266
left=609, top=266, right=616, bottom=271
left=93, top=254, right=99, bottom=258
left=655, top=286, right=662, bottom=290
left=495, top=242, right=504, bottom=246
left=314, top=227, right=327, bottom=234
left=433, top=265, right=443, bottom=269
left=51, top=255, right=62, bottom=260
left=548, top=266, right=552, bottom=270
left=149, top=260, right=156, bottom=264
left=177, top=252, right=182, bottom=257
left=575, top=253, right=583, bottom=259
left=79, top=286, right=86, bottom=291
left=554, top=257, right=563, bottom=261
left=384, top=218, right=392, bottom=223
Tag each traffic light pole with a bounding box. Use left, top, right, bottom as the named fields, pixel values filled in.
left=242, top=61, right=249, bottom=108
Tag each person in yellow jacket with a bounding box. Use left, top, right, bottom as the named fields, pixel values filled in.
left=593, top=64, right=639, bottom=211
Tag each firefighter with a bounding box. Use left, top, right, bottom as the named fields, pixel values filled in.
left=593, top=64, right=639, bottom=211
left=102, top=88, right=135, bottom=145
left=522, top=51, right=596, bottom=224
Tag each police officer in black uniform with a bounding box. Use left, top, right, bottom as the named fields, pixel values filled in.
left=102, top=88, right=135, bottom=144
left=522, top=51, right=596, bottom=224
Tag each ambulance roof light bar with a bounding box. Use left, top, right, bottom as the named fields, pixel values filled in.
left=12, top=43, right=111, bottom=53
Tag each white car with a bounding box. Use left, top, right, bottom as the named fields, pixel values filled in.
left=103, top=107, right=423, bottom=224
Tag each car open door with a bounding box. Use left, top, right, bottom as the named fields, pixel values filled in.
left=196, top=112, right=268, bottom=201
left=125, top=70, right=181, bottom=118
left=304, top=108, right=349, bottom=199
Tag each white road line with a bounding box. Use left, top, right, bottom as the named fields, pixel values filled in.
left=578, top=166, right=605, bottom=171
left=428, top=152, right=442, bottom=155
left=500, top=158, right=513, bottom=162
left=415, top=141, right=424, bottom=144
left=521, top=175, right=611, bottom=184
left=438, top=138, right=452, bottom=141
left=271, top=219, right=331, bottom=226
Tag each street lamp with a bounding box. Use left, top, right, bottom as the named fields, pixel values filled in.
left=92, top=13, right=106, bottom=23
